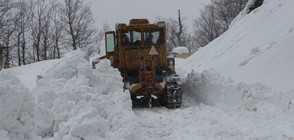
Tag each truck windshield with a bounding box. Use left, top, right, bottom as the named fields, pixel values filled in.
left=121, top=30, right=142, bottom=46
left=144, top=30, right=164, bottom=45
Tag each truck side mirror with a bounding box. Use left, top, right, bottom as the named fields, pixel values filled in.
left=105, top=32, right=115, bottom=53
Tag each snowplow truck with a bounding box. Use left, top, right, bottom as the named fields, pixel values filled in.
left=94, top=19, right=182, bottom=108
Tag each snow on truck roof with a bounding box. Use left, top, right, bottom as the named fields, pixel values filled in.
left=173, top=46, right=189, bottom=54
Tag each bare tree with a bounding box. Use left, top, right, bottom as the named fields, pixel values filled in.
left=193, top=0, right=248, bottom=48
left=60, top=0, right=97, bottom=53
left=155, top=15, right=191, bottom=53
left=154, top=17, right=177, bottom=52
left=50, top=0, right=63, bottom=59
left=1, top=0, right=15, bottom=45
left=41, top=4, right=53, bottom=60
left=1, top=0, right=21, bottom=68
left=0, top=0, right=100, bottom=68
left=213, top=0, right=247, bottom=30
left=165, top=18, right=178, bottom=50
left=0, top=0, right=14, bottom=30
left=97, top=23, right=111, bottom=42
left=193, top=5, right=221, bottom=48
left=3, top=17, right=19, bottom=68
left=96, top=23, right=111, bottom=54
left=175, top=10, right=184, bottom=47
left=29, top=0, right=48, bottom=62
left=14, top=0, right=29, bottom=66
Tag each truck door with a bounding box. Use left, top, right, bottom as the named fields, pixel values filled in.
left=105, top=31, right=118, bottom=67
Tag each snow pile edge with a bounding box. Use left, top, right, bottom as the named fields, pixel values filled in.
left=0, top=72, right=36, bottom=140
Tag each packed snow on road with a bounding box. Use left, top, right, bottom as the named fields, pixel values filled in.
left=1, top=0, right=294, bottom=140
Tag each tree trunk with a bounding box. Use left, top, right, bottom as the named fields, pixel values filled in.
left=43, top=38, right=48, bottom=60
left=4, top=43, right=9, bottom=68
left=177, top=10, right=183, bottom=46
left=22, top=29, right=26, bottom=65
left=69, top=23, right=77, bottom=50
left=54, top=39, right=61, bottom=58
left=17, top=32, right=21, bottom=66
left=0, top=48, right=3, bottom=70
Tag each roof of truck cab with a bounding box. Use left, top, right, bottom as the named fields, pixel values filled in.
left=116, top=24, right=164, bottom=30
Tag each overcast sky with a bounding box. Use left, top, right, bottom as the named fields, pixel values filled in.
left=86, top=0, right=210, bottom=30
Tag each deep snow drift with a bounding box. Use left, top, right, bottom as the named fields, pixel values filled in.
left=34, top=50, right=145, bottom=140
left=0, top=50, right=145, bottom=140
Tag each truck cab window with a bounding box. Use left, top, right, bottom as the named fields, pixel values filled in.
left=121, top=31, right=142, bottom=46
left=106, top=33, right=115, bottom=52
left=144, top=30, right=164, bottom=45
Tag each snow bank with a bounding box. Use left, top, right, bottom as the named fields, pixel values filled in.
left=0, top=72, right=36, bottom=140
left=182, top=69, right=294, bottom=113
left=178, top=0, right=294, bottom=91
left=34, top=50, right=145, bottom=140
left=179, top=0, right=294, bottom=112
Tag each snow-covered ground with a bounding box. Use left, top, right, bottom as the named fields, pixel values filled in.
left=1, top=0, right=294, bottom=139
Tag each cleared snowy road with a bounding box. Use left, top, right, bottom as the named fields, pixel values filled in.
left=135, top=104, right=294, bottom=140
